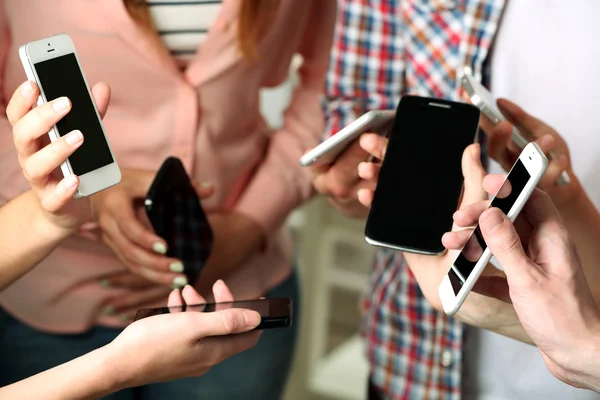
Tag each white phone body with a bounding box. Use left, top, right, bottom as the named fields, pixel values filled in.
left=299, top=110, right=395, bottom=167
left=439, top=142, right=548, bottom=316
left=19, top=34, right=121, bottom=198
left=461, top=66, right=569, bottom=185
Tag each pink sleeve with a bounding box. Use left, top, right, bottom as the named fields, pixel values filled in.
left=234, top=0, right=337, bottom=233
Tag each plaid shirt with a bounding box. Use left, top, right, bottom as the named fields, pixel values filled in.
left=323, top=1, right=505, bottom=398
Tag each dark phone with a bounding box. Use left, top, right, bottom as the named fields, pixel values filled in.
left=365, top=95, right=480, bottom=255
left=134, top=297, right=293, bottom=330
left=145, top=157, right=213, bottom=285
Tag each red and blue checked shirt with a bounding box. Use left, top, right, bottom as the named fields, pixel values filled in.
left=323, top=1, right=505, bottom=398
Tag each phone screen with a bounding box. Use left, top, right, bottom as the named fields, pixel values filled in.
left=365, top=96, right=480, bottom=254
left=448, top=159, right=531, bottom=294
left=34, top=53, right=113, bottom=176
left=133, top=297, right=293, bottom=330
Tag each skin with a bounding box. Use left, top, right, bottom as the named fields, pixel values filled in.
left=445, top=185, right=600, bottom=393
left=0, top=80, right=263, bottom=398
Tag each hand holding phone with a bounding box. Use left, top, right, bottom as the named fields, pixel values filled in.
left=300, top=110, right=395, bottom=167
left=19, top=34, right=121, bottom=197
left=439, top=143, right=548, bottom=316
left=145, top=157, right=214, bottom=286
left=135, top=297, right=292, bottom=330
left=461, top=67, right=569, bottom=186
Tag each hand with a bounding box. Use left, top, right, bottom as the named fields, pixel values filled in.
left=470, top=191, right=600, bottom=392
left=6, top=80, right=110, bottom=232
left=107, top=280, right=261, bottom=388
left=480, top=98, right=576, bottom=206
left=195, top=212, right=265, bottom=295
left=312, top=138, right=377, bottom=218
left=355, top=133, right=388, bottom=208
left=92, top=170, right=214, bottom=286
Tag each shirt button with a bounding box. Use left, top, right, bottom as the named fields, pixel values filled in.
left=441, top=350, right=452, bottom=367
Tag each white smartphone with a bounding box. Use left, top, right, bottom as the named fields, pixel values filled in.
left=438, top=142, right=548, bottom=316
left=299, top=110, right=395, bottom=167
left=461, top=66, right=569, bottom=186
left=19, top=34, right=121, bottom=198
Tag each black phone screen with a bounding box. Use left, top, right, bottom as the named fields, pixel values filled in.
left=34, top=54, right=113, bottom=176
left=145, top=158, right=214, bottom=286
left=365, top=96, right=480, bottom=254
left=448, top=159, right=531, bottom=295
left=133, top=297, right=293, bottom=330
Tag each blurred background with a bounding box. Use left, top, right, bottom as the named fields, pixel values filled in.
left=260, top=56, right=374, bottom=400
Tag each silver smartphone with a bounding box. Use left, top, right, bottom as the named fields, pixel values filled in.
left=19, top=34, right=121, bottom=198
left=461, top=66, right=569, bottom=186
left=439, top=142, right=548, bottom=316
left=299, top=110, right=395, bottom=167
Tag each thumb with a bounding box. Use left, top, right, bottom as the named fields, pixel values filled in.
left=479, top=208, right=533, bottom=279
left=459, top=143, right=487, bottom=208
left=194, top=308, right=261, bottom=337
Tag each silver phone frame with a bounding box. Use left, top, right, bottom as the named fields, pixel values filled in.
left=299, top=110, right=395, bottom=167
left=439, top=142, right=548, bottom=316
left=19, top=33, right=121, bottom=198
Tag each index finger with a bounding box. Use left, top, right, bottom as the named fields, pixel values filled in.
left=6, top=81, right=39, bottom=127
left=359, top=133, right=388, bottom=160
left=496, top=98, right=552, bottom=139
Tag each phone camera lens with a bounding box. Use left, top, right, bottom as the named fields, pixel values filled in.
left=47, top=43, right=51, bottom=46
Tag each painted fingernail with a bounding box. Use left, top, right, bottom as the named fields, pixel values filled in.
left=152, top=242, right=167, bottom=254
left=199, top=182, right=213, bottom=188
left=243, top=310, right=261, bottom=328
left=99, top=279, right=110, bottom=289
left=64, top=130, right=83, bottom=146
left=118, top=314, right=130, bottom=322
left=52, top=97, right=70, bottom=112
left=61, top=175, right=79, bottom=190
left=21, top=81, right=33, bottom=97
left=172, top=276, right=188, bottom=288
left=169, top=261, right=184, bottom=273
left=102, top=306, right=116, bottom=315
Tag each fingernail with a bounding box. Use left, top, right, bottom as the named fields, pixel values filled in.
left=61, top=175, right=79, bottom=190
left=482, top=209, right=504, bottom=231
left=199, top=182, right=213, bottom=188
left=152, top=242, right=167, bottom=254
left=21, top=81, right=33, bottom=97
left=64, top=130, right=83, bottom=146
left=102, top=306, right=116, bottom=315
left=169, top=261, right=184, bottom=273
left=53, top=97, right=70, bottom=112
left=99, top=279, right=110, bottom=289
left=118, top=314, right=130, bottom=322
left=243, top=310, right=261, bottom=328
left=541, top=135, right=554, bottom=148
left=172, top=276, right=188, bottom=288
left=472, top=144, right=480, bottom=160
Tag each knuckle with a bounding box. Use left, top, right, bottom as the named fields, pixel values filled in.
left=23, top=158, right=43, bottom=182
left=219, top=312, right=237, bottom=335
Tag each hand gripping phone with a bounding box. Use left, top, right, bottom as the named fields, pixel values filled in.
left=19, top=34, right=121, bottom=197
left=145, top=157, right=214, bottom=285
left=134, top=297, right=293, bottom=330
left=461, top=66, right=569, bottom=186
left=365, top=95, right=480, bottom=255
left=439, top=142, right=548, bottom=316
left=299, top=110, right=395, bottom=167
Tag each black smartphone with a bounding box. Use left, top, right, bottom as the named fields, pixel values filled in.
left=145, top=157, right=213, bottom=285
left=365, top=95, right=480, bottom=255
left=134, top=297, right=293, bottom=330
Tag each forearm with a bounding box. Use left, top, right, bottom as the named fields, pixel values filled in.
left=0, top=345, right=124, bottom=399
left=0, top=191, right=73, bottom=291
left=556, top=179, right=600, bottom=301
